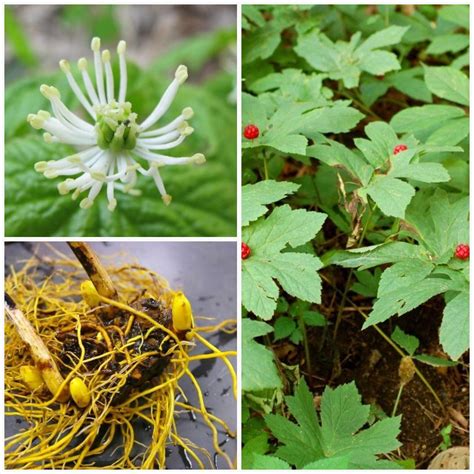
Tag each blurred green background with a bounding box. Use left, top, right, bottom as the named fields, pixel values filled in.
left=5, top=5, right=237, bottom=237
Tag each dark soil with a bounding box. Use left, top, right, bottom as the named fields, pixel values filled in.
left=273, top=268, right=469, bottom=468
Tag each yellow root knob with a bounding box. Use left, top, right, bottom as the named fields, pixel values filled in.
left=172, top=292, right=194, bottom=333
left=399, top=356, right=416, bottom=386
left=20, top=365, right=44, bottom=391
left=81, top=280, right=101, bottom=307
left=42, top=367, right=70, bottom=402
left=70, top=377, right=91, bottom=408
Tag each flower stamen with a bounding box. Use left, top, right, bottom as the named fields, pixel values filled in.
left=29, top=37, right=205, bottom=211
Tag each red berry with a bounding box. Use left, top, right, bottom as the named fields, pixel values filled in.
left=455, top=244, right=469, bottom=260
left=241, top=242, right=251, bottom=260
left=243, top=124, right=259, bottom=140
left=393, top=144, right=408, bottom=155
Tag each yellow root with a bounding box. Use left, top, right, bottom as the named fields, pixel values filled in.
left=5, top=251, right=236, bottom=469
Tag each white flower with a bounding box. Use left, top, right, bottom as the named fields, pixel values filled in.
left=28, top=37, right=206, bottom=211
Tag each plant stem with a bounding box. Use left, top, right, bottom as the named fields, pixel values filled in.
left=299, top=315, right=312, bottom=374
left=263, top=150, right=269, bottom=180
left=392, top=384, right=404, bottom=417
left=68, top=242, right=118, bottom=300
left=339, top=90, right=383, bottom=120
left=332, top=206, right=373, bottom=342
left=332, top=269, right=353, bottom=343
left=320, top=273, right=445, bottom=412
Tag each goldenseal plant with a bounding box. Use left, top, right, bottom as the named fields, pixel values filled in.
left=27, top=37, right=206, bottom=211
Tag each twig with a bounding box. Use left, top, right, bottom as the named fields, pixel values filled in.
left=5, top=292, right=69, bottom=402
left=68, top=242, right=118, bottom=300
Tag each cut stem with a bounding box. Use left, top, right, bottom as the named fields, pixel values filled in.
left=4, top=292, right=69, bottom=402
left=68, top=242, right=118, bottom=299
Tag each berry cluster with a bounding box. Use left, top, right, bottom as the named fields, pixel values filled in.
left=241, top=242, right=251, bottom=260
left=243, top=124, right=259, bottom=140
left=455, top=244, right=469, bottom=260
left=393, top=144, right=408, bottom=155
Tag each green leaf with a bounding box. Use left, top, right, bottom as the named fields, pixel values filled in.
left=242, top=319, right=282, bottom=392
left=351, top=269, right=381, bottom=297
left=273, top=317, right=297, bottom=341
left=426, top=117, right=469, bottom=146
left=242, top=205, right=326, bottom=319
left=302, top=311, right=327, bottom=327
left=308, top=141, right=373, bottom=186
left=249, top=68, right=326, bottom=103
left=438, top=5, right=470, bottom=29
left=5, top=6, right=38, bottom=67
left=242, top=92, right=268, bottom=130
left=243, top=24, right=282, bottom=64
left=295, top=26, right=408, bottom=88
left=242, top=434, right=269, bottom=469
left=364, top=277, right=453, bottom=328
left=242, top=5, right=266, bottom=28
left=149, top=28, right=236, bottom=75
left=266, top=380, right=401, bottom=469
left=389, top=155, right=451, bottom=184
left=391, top=327, right=420, bottom=356
left=364, top=176, right=415, bottom=219
left=303, top=456, right=351, bottom=469
left=390, top=105, right=466, bottom=141
left=423, top=66, right=469, bottom=106
left=242, top=180, right=300, bottom=226
left=358, top=25, right=410, bottom=52
left=413, top=354, right=458, bottom=367
left=327, top=242, right=427, bottom=270
left=359, top=50, right=401, bottom=76
left=243, top=98, right=362, bottom=156
left=378, top=261, right=434, bottom=297
left=388, top=69, right=432, bottom=103
left=5, top=136, right=236, bottom=237
left=405, top=189, right=469, bottom=259
left=251, top=454, right=291, bottom=469
left=426, top=34, right=469, bottom=55
left=440, top=291, right=469, bottom=360
left=265, top=379, right=323, bottom=468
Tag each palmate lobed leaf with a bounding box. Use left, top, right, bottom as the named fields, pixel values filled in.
left=311, top=121, right=455, bottom=219
left=242, top=92, right=363, bottom=156
left=295, top=25, right=409, bottom=88
left=332, top=189, right=469, bottom=359
left=405, top=189, right=469, bottom=260
left=242, top=205, right=326, bottom=319
left=265, top=380, right=401, bottom=469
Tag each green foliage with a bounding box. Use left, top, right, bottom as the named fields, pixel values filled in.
left=5, top=29, right=236, bottom=237
left=5, top=7, right=38, bottom=68
left=295, top=26, right=408, bottom=88
left=242, top=181, right=326, bottom=319
left=242, top=5, right=469, bottom=468
left=332, top=190, right=469, bottom=360
left=423, top=65, right=469, bottom=106
left=264, top=380, right=401, bottom=469
left=242, top=319, right=281, bottom=392
left=310, top=121, right=458, bottom=218
left=391, top=326, right=457, bottom=367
